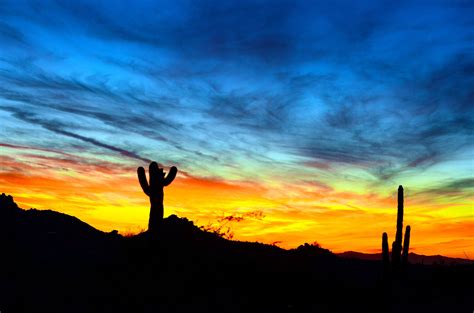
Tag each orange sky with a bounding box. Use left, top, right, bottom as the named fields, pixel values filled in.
left=1, top=0, right=473, bottom=262
left=1, top=144, right=472, bottom=258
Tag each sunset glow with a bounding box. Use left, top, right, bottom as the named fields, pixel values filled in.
left=1, top=1, right=473, bottom=258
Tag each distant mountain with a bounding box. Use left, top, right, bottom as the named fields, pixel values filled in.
left=338, top=251, right=474, bottom=265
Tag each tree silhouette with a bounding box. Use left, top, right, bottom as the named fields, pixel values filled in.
left=137, top=161, right=178, bottom=232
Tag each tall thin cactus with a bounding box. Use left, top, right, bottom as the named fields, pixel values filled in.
left=391, top=186, right=404, bottom=270
left=137, top=161, right=178, bottom=232
left=382, top=185, right=411, bottom=276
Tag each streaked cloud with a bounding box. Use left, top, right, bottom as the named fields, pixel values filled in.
left=0, top=0, right=473, bottom=257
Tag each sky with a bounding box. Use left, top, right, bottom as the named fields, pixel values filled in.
left=0, top=0, right=473, bottom=257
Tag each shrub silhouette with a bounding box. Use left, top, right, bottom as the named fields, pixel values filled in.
left=382, top=185, right=411, bottom=276
left=137, top=161, right=178, bottom=232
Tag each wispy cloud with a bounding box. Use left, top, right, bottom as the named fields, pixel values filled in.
left=1, top=1, right=472, bottom=181
left=0, top=0, right=473, bottom=256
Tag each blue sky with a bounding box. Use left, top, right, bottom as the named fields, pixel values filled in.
left=0, top=1, right=473, bottom=221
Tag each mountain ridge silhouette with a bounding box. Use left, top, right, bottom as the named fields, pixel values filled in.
left=2, top=193, right=470, bottom=263
left=1, top=193, right=473, bottom=312
left=337, top=251, right=473, bottom=265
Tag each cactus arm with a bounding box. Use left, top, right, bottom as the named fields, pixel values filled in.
left=137, top=167, right=150, bottom=196
left=163, top=166, right=178, bottom=186
left=391, top=241, right=397, bottom=262
left=402, top=225, right=411, bottom=265
left=382, top=232, right=390, bottom=276
left=382, top=232, right=389, bottom=265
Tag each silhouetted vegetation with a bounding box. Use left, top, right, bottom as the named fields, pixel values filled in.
left=1, top=176, right=473, bottom=312
left=382, top=185, right=412, bottom=278
left=137, top=161, right=177, bottom=232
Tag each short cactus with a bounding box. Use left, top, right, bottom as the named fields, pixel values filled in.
left=137, top=161, right=178, bottom=232
left=382, top=232, right=390, bottom=273
left=401, top=225, right=411, bottom=266
left=381, top=185, right=411, bottom=276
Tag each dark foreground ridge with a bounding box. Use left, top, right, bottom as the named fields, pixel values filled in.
left=1, top=193, right=473, bottom=313
left=338, top=251, right=474, bottom=266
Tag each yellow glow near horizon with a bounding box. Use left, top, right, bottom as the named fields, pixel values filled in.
left=1, top=150, right=472, bottom=259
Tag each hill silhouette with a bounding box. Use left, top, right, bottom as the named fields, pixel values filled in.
left=1, top=193, right=473, bottom=312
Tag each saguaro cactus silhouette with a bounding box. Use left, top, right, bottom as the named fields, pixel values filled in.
left=381, top=185, right=411, bottom=276
left=137, top=161, right=178, bottom=232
